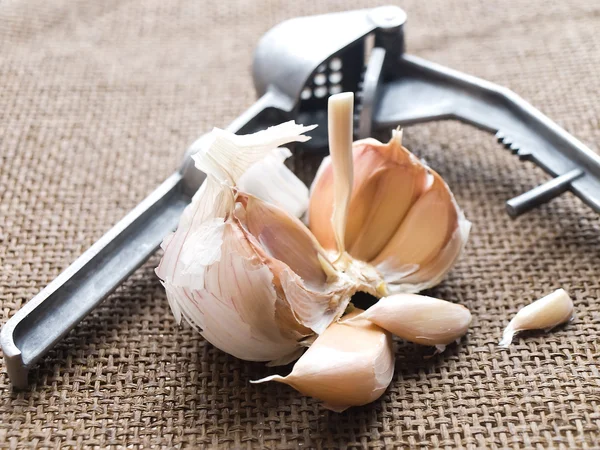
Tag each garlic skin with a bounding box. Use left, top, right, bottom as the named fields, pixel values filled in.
left=499, top=288, right=574, bottom=347
left=350, top=294, right=472, bottom=348
left=252, top=310, right=394, bottom=412
left=309, top=130, right=470, bottom=294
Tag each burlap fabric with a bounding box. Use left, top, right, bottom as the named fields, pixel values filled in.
left=1, top=0, right=599, bottom=448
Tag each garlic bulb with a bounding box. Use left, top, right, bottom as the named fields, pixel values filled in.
left=309, top=130, right=470, bottom=293
left=499, top=288, right=573, bottom=347
left=252, top=309, right=394, bottom=412
left=156, top=91, right=472, bottom=407
left=349, top=293, right=472, bottom=350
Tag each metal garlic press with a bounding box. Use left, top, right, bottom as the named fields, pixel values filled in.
left=3, top=6, right=600, bottom=388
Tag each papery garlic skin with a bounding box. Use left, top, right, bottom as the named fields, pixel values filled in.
left=251, top=310, right=394, bottom=412
left=499, top=288, right=574, bottom=347
left=351, top=294, right=472, bottom=347
left=309, top=130, right=470, bottom=294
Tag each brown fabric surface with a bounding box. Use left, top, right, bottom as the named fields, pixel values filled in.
left=1, top=0, right=600, bottom=448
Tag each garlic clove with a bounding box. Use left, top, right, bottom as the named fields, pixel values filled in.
left=346, top=132, right=430, bottom=261
left=499, top=288, right=574, bottom=347
left=372, top=172, right=470, bottom=293
left=234, top=193, right=356, bottom=335
left=347, top=161, right=429, bottom=262
left=377, top=207, right=471, bottom=294
left=351, top=294, right=472, bottom=347
left=309, top=131, right=430, bottom=259
left=239, top=192, right=330, bottom=287
left=372, top=174, right=454, bottom=269
left=252, top=310, right=394, bottom=412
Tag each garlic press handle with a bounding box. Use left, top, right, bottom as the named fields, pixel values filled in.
left=0, top=92, right=292, bottom=389
left=373, top=54, right=600, bottom=216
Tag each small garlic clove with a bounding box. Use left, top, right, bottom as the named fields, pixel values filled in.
left=353, top=294, right=472, bottom=346
left=499, top=288, right=574, bottom=347
left=252, top=310, right=394, bottom=412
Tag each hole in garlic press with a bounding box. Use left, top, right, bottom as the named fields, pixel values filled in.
left=314, top=86, right=328, bottom=98
left=329, top=72, right=342, bottom=84
left=348, top=291, right=379, bottom=312
left=329, top=57, right=342, bottom=71
left=300, top=88, right=312, bottom=100
left=329, top=84, right=342, bottom=95
left=313, top=73, right=327, bottom=85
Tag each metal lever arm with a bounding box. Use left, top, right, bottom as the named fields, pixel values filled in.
left=373, top=54, right=600, bottom=214
left=0, top=91, right=293, bottom=389
left=1, top=174, right=191, bottom=388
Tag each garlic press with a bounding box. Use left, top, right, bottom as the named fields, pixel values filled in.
left=3, top=6, right=600, bottom=388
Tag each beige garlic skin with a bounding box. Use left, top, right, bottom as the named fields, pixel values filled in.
left=309, top=131, right=470, bottom=294
left=252, top=310, right=394, bottom=412
left=351, top=294, right=472, bottom=348
left=499, top=288, right=574, bottom=347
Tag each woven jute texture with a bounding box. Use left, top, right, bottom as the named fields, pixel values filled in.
left=1, top=0, right=600, bottom=448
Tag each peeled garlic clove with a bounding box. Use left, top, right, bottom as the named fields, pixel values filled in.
left=252, top=310, right=394, bottom=412
left=499, top=288, right=574, bottom=347
left=353, top=294, right=472, bottom=346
